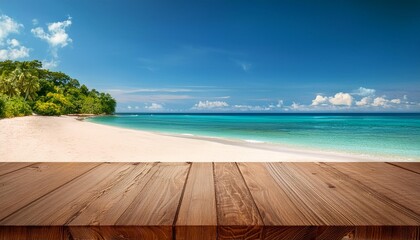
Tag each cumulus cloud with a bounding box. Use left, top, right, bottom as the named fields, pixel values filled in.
left=145, top=103, right=163, bottom=110
left=356, top=97, right=371, bottom=106
left=42, top=59, right=59, bottom=69
left=0, top=15, right=22, bottom=44
left=233, top=105, right=271, bottom=111
left=354, top=87, right=376, bottom=97
left=31, top=16, right=72, bottom=49
left=328, top=92, right=353, bottom=106
left=371, top=97, right=402, bottom=107
left=0, top=39, right=30, bottom=60
left=0, top=15, right=29, bottom=60
left=311, top=95, right=328, bottom=106
left=31, top=16, right=72, bottom=68
left=390, top=99, right=401, bottom=104
left=193, top=100, right=229, bottom=109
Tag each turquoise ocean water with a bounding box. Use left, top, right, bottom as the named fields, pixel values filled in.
left=87, top=113, right=420, bottom=160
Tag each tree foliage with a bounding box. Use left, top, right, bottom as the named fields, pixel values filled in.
left=0, top=60, right=116, bottom=118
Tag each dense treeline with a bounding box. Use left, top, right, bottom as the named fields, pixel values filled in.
left=0, top=60, right=116, bottom=118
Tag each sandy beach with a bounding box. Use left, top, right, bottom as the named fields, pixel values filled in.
left=0, top=115, right=408, bottom=162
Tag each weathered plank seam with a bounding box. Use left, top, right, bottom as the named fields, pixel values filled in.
left=0, top=163, right=104, bottom=223
left=212, top=162, right=219, bottom=240
left=64, top=163, right=138, bottom=225
left=266, top=162, right=326, bottom=225
left=0, top=162, right=38, bottom=177
left=386, top=162, right=420, bottom=175
left=114, top=162, right=162, bottom=224
left=235, top=162, right=265, bottom=231
left=322, top=162, right=420, bottom=222
left=172, top=162, right=193, bottom=240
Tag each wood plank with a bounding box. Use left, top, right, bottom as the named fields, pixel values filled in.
left=0, top=163, right=135, bottom=225
left=175, top=163, right=217, bottom=240
left=67, top=226, right=172, bottom=240
left=263, top=226, right=317, bottom=240
left=237, top=162, right=322, bottom=226
left=387, top=162, right=420, bottom=174
left=0, top=163, right=36, bottom=176
left=214, top=162, right=263, bottom=239
left=0, top=226, right=64, bottom=240
left=353, top=226, right=419, bottom=240
left=116, top=162, right=190, bottom=239
left=68, top=162, right=157, bottom=225
left=326, top=162, right=420, bottom=215
left=264, top=162, right=352, bottom=225
left=270, top=162, right=420, bottom=225
left=0, top=162, right=99, bottom=221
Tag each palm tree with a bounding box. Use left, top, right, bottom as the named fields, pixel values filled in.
left=0, top=70, right=20, bottom=97
left=19, top=69, right=40, bottom=101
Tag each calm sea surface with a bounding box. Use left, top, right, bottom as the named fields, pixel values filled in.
left=87, top=113, right=420, bottom=160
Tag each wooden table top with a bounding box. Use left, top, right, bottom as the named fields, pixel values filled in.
left=0, top=162, right=419, bottom=240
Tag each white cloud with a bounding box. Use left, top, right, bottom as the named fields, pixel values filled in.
left=329, top=92, right=353, bottom=106
left=233, top=105, right=271, bottom=111
left=193, top=100, right=229, bottom=109
left=390, top=99, right=401, bottom=104
left=7, top=38, right=19, bottom=47
left=0, top=15, right=29, bottom=60
left=42, top=59, right=59, bottom=69
left=356, top=97, right=371, bottom=106
left=372, top=97, right=388, bottom=107
left=354, top=87, right=376, bottom=97
left=0, top=38, right=30, bottom=60
left=311, top=95, right=328, bottom=106
left=371, top=97, right=402, bottom=107
left=31, top=16, right=72, bottom=68
left=291, top=102, right=304, bottom=110
left=31, top=16, right=72, bottom=49
left=32, top=19, right=39, bottom=25
left=0, top=15, right=22, bottom=44
left=276, top=100, right=284, bottom=108
left=145, top=103, right=163, bottom=110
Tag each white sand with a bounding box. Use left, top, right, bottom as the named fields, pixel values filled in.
left=0, top=116, right=406, bottom=162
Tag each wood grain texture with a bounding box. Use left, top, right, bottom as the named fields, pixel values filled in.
left=0, top=226, right=64, bottom=240
left=263, top=226, right=317, bottom=240
left=1, top=163, right=133, bottom=225
left=214, top=162, right=263, bottom=239
left=237, top=162, right=322, bottom=226
left=176, top=226, right=216, bottom=240
left=68, top=226, right=172, bottom=240
left=176, top=163, right=217, bottom=240
left=0, top=162, right=419, bottom=240
left=354, top=226, right=419, bottom=240
left=387, top=162, right=420, bottom=174
left=0, top=162, right=35, bottom=176
left=326, top=162, right=420, bottom=215
left=69, top=162, right=157, bottom=225
left=116, top=162, right=190, bottom=226
left=0, top=162, right=99, bottom=221
left=268, top=162, right=420, bottom=225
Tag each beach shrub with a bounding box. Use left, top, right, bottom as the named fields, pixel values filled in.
left=81, top=96, right=103, bottom=114
left=0, top=95, right=6, bottom=118
left=0, top=60, right=117, bottom=117
left=1, top=96, right=32, bottom=118
left=34, top=101, right=62, bottom=116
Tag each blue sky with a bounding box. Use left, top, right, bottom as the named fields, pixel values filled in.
left=1, top=0, right=420, bottom=112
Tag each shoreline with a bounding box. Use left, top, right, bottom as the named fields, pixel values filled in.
left=1, top=115, right=418, bottom=162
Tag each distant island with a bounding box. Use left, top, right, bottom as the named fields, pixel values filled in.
left=0, top=60, right=116, bottom=118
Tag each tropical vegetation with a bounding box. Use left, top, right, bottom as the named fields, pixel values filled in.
left=0, top=60, right=116, bottom=118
